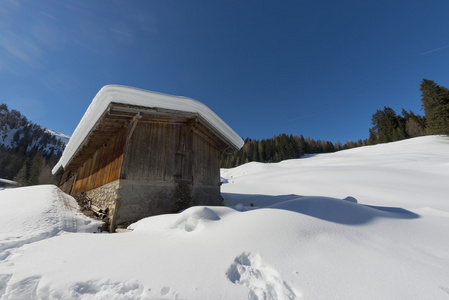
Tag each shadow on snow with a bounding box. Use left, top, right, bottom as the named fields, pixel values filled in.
left=222, top=193, right=419, bottom=225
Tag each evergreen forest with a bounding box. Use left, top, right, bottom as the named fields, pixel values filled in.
left=0, top=104, right=64, bottom=186
left=221, top=78, right=449, bottom=167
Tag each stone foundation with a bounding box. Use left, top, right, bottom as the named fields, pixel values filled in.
left=191, top=184, right=222, bottom=206
left=114, top=180, right=222, bottom=227
left=114, top=180, right=177, bottom=226
left=85, top=179, right=120, bottom=218
left=79, top=179, right=222, bottom=231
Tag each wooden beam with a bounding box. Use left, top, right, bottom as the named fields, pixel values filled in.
left=110, top=200, right=120, bottom=232
left=120, top=113, right=142, bottom=179
left=126, top=113, right=142, bottom=138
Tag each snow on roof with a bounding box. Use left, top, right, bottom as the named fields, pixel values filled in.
left=52, top=85, right=243, bottom=175
left=0, top=178, right=17, bottom=185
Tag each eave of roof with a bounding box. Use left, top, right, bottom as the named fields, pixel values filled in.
left=0, top=178, right=17, bottom=185
left=52, top=85, right=243, bottom=175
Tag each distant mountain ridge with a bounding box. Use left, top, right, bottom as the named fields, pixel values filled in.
left=45, top=129, right=71, bottom=145
left=0, top=103, right=70, bottom=185
left=0, top=104, right=68, bottom=155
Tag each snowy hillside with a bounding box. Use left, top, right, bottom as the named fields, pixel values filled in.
left=221, top=135, right=449, bottom=210
left=45, top=129, right=71, bottom=146
left=0, top=104, right=68, bottom=155
left=0, top=136, right=448, bottom=299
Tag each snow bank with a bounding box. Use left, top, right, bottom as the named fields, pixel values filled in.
left=53, top=85, right=243, bottom=174
left=129, top=206, right=221, bottom=233
left=0, top=185, right=101, bottom=260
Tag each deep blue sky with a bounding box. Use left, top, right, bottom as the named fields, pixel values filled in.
left=1, top=0, right=448, bottom=143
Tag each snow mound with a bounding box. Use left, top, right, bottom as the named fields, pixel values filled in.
left=173, top=207, right=220, bottom=232
left=267, top=196, right=419, bottom=225
left=234, top=203, right=247, bottom=211
left=129, top=206, right=220, bottom=232
left=342, top=196, right=357, bottom=203
left=0, top=185, right=101, bottom=260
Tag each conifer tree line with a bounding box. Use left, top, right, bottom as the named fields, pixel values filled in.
left=367, top=107, right=426, bottom=144
left=220, top=134, right=366, bottom=168
left=0, top=147, right=60, bottom=186
left=0, top=104, right=64, bottom=186
left=368, top=78, right=449, bottom=144
left=221, top=78, right=449, bottom=168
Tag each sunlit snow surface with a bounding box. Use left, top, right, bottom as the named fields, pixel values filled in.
left=1, top=136, right=449, bottom=299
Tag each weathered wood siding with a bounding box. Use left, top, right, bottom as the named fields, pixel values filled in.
left=122, top=122, right=193, bottom=182
left=58, top=169, right=76, bottom=194
left=71, top=128, right=126, bottom=194
left=192, top=132, right=220, bottom=186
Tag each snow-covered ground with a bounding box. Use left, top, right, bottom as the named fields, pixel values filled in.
left=0, top=136, right=448, bottom=299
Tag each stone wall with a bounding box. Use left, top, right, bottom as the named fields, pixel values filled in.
left=85, top=179, right=120, bottom=218
left=113, top=179, right=222, bottom=228
left=191, top=184, right=222, bottom=206
left=114, top=180, right=177, bottom=226
left=78, top=177, right=222, bottom=231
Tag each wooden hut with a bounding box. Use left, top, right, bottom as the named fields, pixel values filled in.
left=53, top=85, right=243, bottom=231
left=0, top=178, right=17, bottom=189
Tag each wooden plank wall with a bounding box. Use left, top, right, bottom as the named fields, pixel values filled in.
left=123, top=121, right=220, bottom=186
left=123, top=122, right=180, bottom=181
left=71, top=127, right=126, bottom=194
left=192, top=132, right=220, bottom=185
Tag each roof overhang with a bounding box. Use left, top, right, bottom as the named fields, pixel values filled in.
left=52, top=85, right=243, bottom=175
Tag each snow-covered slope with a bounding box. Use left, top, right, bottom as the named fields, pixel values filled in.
left=45, top=129, right=70, bottom=146
left=0, top=105, right=69, bottom=155
left=222, top=135, right=449, bottom=210
left=0, top=136, right=448, bottom=299
left=0, top=185, right=101, bottom=257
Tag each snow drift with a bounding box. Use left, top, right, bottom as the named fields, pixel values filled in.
left=0, top=185, right=101, bottom=259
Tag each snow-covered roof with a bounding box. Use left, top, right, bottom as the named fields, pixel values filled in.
left=0, top=178, right=17, bottom=185
left=52, top=85, right=243, bottom=174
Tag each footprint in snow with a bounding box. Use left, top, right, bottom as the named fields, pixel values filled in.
left=226, top=252, right=298, bottom=300
left=160, top=286, right=170, bottom=295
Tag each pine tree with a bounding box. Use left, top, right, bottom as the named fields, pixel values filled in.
left=368, top=128, right=378, bottom=145
left=420, top=79, right=449, bottom=135
left=13, top=163, right=28, bottom=186
left=402, top=109, right=426, bottom=137
left=369, top=106, right=407, bottom=143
